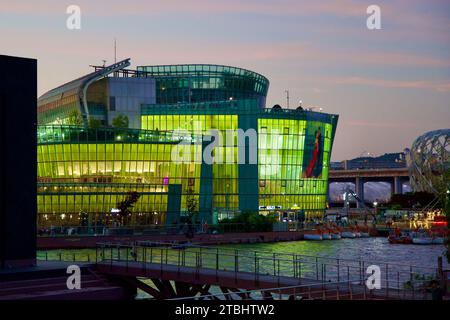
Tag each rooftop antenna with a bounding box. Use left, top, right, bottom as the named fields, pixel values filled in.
left=285, top=90, right=290, bottom=108
left=114, top=38, right=117, bottom=64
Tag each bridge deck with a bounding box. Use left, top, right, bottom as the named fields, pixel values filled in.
left=95, top=260, right=428, bottom=300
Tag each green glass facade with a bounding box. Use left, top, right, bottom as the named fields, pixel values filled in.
left=37, top=63, right=338, bottom=228
left=37, top=125, right=202, bottom=227
left=138, top=64, right=268, bottom=107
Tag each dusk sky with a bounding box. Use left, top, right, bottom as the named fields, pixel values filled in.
left=1, top=0, right=449, bottom=161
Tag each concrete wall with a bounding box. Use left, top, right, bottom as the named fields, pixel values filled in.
left=107, top=77, right=156, bottom=129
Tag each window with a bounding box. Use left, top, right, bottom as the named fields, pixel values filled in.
left=109, top=96, right=116, bottom=111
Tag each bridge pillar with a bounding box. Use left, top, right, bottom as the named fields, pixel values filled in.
left=355, top=177, right=365, bottom=208
left=394, top=176, right=403, bottom=195
left=326, top=182, right=331, bottom=204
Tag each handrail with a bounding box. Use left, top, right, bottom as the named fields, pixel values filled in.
left=166, top=279, right=368, bottom=300
left=95, top=241, right=439, bottom=271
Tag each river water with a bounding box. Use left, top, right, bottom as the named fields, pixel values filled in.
left=221, top=238, right=448, bottom=269
left=38, top=238, right=448, bottom=299
left=38, top=237, right=448, bottom=271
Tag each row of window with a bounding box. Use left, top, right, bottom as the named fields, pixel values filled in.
left=37, top=193, right=327, bottom=215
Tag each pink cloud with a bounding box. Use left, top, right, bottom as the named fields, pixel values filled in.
left=330, top=76, right=450, bottom=92
left=0, top=0, right=366, bottom=17
left=344, top=120, right=415, bottom=128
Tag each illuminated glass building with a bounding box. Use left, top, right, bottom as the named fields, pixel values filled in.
left=37, top=59, right=338, bottom=228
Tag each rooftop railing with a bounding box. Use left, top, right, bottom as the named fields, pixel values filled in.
left=37, top=125, right=186, bottom=144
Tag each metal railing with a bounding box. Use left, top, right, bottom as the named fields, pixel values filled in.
left=93, top=242, right=438, bottom=299
left=167, top=280, right=371, bottom=300
left=168, top=279, right=372, bottom=301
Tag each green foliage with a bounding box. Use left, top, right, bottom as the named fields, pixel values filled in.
left=387, top=192, right=437, bottom=209
left=88, top=118, right=102, bottom=128
left=444, top=186, right=450, bottom=263
left=219, top=211, right=277, bottom=232
left=67, top=110, right=82, bottom=126
left=403, top=273, right=438, bottom=290
left=112, top=114, right=129, bottom=128
left=185, top=188, right=198, bottom=222
left=389, top=204, right=402, bottom=210
left=117, top=191, right=140, bottom=225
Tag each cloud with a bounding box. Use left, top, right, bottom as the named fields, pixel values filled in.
left=330, top=76, right=450, bottom=92
left=344, top=120, right=415, bottom=128
left=0, top=0, right=366, bottom=17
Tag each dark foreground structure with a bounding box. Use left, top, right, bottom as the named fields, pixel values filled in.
left=0, top=55, right=37, bottom=268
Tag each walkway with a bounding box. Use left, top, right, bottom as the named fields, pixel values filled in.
left=93, top=242, right=437, bottom=300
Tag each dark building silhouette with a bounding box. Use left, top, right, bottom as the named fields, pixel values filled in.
left=0, top=55, right=37, bottom=268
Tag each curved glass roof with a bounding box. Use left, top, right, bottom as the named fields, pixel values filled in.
left=137, top=64, right=269, bottom=96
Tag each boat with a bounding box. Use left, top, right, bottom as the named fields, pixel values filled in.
left=304, top=233, right=323, bottom=241
left=432, top=237, right=444, bottom=244
left=388, top=235, right=413, bottom=244
left=360, top=232, right=370, bottom=238
left=412, top=237, right=433, bottom=245
left=322, top=233, right=332, bottom=240
left=331, top=233, right=341, bottom=240
left=341, top=231, right=356, bottom=238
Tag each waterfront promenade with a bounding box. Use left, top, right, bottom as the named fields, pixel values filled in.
left=37, top=226, right=381, bottom=250
left=3, top=240, right=447, bottom=300
left=38, top=231, right=307, bottom=249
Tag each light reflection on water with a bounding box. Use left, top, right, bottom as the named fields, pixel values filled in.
left=221, top=238, right=448, bottom=268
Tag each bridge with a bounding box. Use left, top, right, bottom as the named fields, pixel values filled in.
left=328, top=167, right=410, bottom=207
left=1, top=241, right=440, bottom=300
left=90, top=242, right=436, bottom=300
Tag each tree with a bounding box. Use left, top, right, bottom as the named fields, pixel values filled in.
left=67, top=110, right=82, bottom=126
left=184, top=188, right=198, bottom=239
left=112, top=114, right=129, bottom=128
left=219, top=211, right=277, bottom=232
left=444, top=195, right=450, bottom=263
left=116, top=191, right=140, bottom=226
left=443, top=176, right=450, bottom=262
left=185, top=188, right=198, bottom=222
left=88, top=118, right=102, bottom=128
left=387, top=192, right=435, bottom=209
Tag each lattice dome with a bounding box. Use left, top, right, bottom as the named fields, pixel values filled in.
left=408, top=129, right=450, bottom=194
